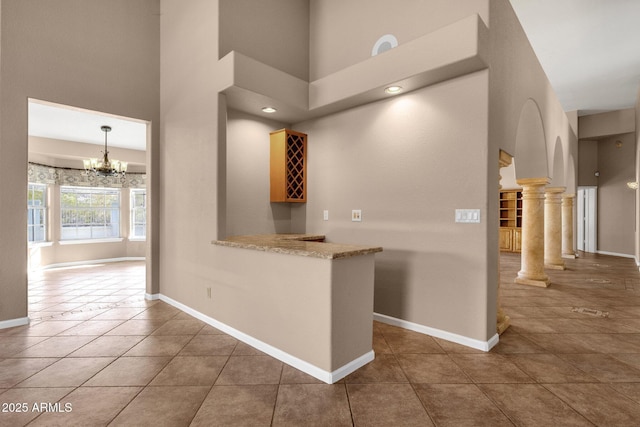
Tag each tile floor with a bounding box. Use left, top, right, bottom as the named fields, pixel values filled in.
left=1, top=253, right=640, bottom=425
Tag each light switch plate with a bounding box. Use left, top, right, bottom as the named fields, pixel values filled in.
left=455, top=209, right=480, bottom=223
left=323, top=210, right=329, bottom=221
left=352, top=210, right=362, bottom=222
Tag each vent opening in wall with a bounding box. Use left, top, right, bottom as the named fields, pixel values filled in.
left=372, top=34, right=398, bottom=56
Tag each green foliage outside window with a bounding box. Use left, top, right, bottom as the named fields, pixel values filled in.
left=60, top=187, right=120, bottom=240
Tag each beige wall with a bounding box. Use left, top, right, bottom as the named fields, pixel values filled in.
left=159, top=0, right=225, bottom=304
left=597, top=133, right=636, bottom=256
left=223, top=76, right=498, bottom=344
left=219, top=0, right=309, bottom=81
left=579, top=109, right=635, bottom=140
left=160, top=1, right=499, bottom=344
left=309, top=0, right=489, bottom=80
left=578, top=140, right=599, bottom=186
left=0, top=0, right=160, bottom=323
left=295, top=71, right=492, bottom=341
left=204, top=247, right=375, bottom=374
left=226, top=110, right=292, bottom=236
left=577, top=109, right=637, bottom=257
left=30, top=241, right=145, bottom=270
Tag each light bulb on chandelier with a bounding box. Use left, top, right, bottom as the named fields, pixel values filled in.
left=83, top=125, right=127, bottom=177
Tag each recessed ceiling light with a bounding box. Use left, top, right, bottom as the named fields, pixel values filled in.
left=385, top=86, right=403, bottom=94
left=261, top=107, right=277, bottom=113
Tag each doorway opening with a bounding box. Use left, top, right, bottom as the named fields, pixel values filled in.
left=577, top=186, right=598, bottom=253
left=27, top=99, right=151, bottom=310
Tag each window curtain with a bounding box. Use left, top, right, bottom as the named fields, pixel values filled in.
left=28, top=162, right=146, bottom=189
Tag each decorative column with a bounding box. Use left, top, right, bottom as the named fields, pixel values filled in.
left=497, top=150, right=512, bottom=334
left=515, top=177, right=550, bottom=287
left=544, top=187, right=566, bottom=270
left=562, top=194, right=576, bottom=259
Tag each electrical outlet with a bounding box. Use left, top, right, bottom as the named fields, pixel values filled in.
left=323, top=210, right=329, bottom=221
left=352, top=209, right=362, bottom=222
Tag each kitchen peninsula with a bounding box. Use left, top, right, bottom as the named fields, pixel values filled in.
left=212, top=234, right=382, bottom=383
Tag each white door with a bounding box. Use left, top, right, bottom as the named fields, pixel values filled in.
left=577, top=187, right=597, bottom=253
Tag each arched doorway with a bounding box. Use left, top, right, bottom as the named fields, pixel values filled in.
left=513, top=99, right=550, bottom=287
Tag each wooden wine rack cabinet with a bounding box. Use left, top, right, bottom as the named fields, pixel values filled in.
left=270, top=129, right=307, bottom=203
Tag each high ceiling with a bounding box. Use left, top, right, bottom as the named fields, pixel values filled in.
left=28, top=2, right=640, bottom=150
left=509, top=0, right=640, bottom=115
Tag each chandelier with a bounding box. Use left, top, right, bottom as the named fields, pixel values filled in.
left=83, top=125, right=127, bottom=177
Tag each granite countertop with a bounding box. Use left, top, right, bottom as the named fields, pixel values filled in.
left=212, top=234, right=383, bottom=260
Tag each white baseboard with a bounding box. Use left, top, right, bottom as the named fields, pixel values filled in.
left=39, top=257, right=145, bottom=270
left=330, top=351, right=375, bottom=382
left=596, top=250, right=635, bottom=259
left=145, top=293, right=160, bottom=301
left=374, top=312, right=499, bottom=352
left=159, top=294, right=374, bottom=384
left=0, top=317, right=30, bottom=330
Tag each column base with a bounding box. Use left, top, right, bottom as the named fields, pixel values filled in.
left=515, top=275, right=550, bottom=288
left=545, top=262, right=566, bottom=270
left=497, top=310, right=511, bottom=335
left=562, top=253, right=577, bottom=259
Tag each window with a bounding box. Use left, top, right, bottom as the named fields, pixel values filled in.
left=28, top=183, right=47, bottom=242
left=130, top=189, right=146, bottom=239
left=60, top=186, right=120, bottom=240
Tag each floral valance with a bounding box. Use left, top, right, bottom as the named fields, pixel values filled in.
left=28, top=162, right=146, bottom=188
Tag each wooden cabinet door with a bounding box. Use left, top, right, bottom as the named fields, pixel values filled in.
left=499, top=228, right=513, bottom=251
left=513, top=228, right=522, bottom=252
